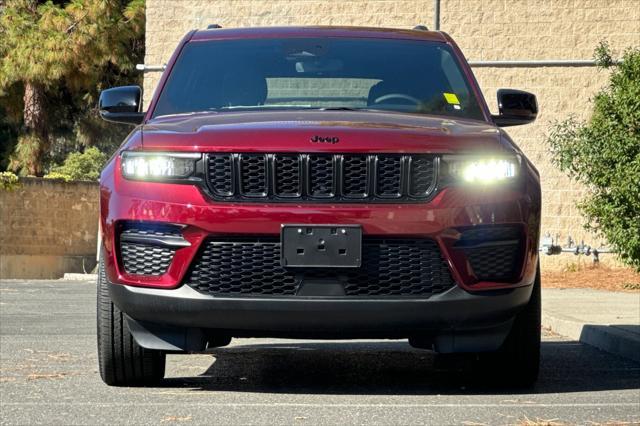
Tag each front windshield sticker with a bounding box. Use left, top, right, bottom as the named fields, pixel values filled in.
left=443, top=92, right=462, bottom=110
left=443, top=92, right=460, bottom=104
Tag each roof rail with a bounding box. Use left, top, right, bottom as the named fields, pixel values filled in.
left=412, top=25, right=429, bottom=31
left=207, top=24, right=222, bottom=29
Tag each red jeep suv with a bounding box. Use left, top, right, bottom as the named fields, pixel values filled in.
left=97, top=26, right=541, bottom=387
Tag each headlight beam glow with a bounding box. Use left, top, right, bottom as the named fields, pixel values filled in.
left=446, top=156, right=520, bottom=184
left=121, top=152, right=200, bottom=180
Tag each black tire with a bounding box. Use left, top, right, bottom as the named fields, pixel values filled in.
left=485, top=261, right=541, bottom=387
left=97, top=255, right=166, bottom=386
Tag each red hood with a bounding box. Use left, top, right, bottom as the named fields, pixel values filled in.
left=140, top=110, right=504, bottom=154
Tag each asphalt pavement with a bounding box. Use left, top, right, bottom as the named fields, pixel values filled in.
left=1, top=279, right=639, bottom=425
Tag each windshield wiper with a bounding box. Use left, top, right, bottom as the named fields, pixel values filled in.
left=318, top=107, right=393, bottom=113
left=216, top=105, right=314, bottom=110
left=154, top=110, right=219, bottom=119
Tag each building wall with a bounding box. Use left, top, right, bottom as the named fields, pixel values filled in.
left=143, top=0, right=640, bottom=257
left=0, top=179, right=99, bottom=279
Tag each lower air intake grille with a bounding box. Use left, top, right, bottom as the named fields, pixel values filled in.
left=465, top=244, right=521, bottom=281
left=184, top=238, right=456, bottom=297
left=120, top=243, right=175, bottom=276
left=119, top=222, right=182, bottom=276
left=455, top=225, right=523, bottom=282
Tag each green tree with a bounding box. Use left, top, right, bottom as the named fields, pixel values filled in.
left=0, top=0, right=144, bottom=175
left=547, top=42, right=640, bottom=270
left=44, top=146, right=107, bottom=181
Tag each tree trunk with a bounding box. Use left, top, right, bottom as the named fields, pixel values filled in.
left=22, top=81, right=48, bottom=176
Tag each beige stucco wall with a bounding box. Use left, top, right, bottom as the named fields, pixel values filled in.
left=0, top=179, right=99, bottom=279
left=143, top=0, right=640, bottom=268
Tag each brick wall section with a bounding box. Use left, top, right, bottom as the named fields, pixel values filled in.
left=143, top=0, right=640, bottom=264
left=0, top=179, right=99, bottom=278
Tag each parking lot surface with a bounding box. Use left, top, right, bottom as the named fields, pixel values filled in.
left=1, top=279, right=639, bottom=425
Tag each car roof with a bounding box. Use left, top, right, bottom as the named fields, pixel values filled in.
left=191, top=26, right=449, bottom=43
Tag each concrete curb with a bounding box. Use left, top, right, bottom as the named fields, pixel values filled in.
left=542, top=311, right=640, bottom=363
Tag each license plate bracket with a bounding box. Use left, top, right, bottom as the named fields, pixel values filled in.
left=281, top=225, right=362, bottom=268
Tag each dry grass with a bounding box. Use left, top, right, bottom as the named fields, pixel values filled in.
left=513, top=419, right=639, bottom=426
left=26, top=372, right=69, bottom=380
left=516, top=418, right=567, bottom=426
left=160, top=415, right=193, bottom=423
left=542, top=263, right=640, bottom=293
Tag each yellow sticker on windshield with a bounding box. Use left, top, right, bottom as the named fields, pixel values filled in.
left=443, top=93, right=460, bottom=105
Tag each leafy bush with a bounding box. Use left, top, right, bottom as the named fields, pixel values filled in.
left=547, top=43, right=640, bottom=271
left=45, top=147, right=107, bottom=182
left=43, top=171, right=73, bottom=182
left=0, top=171, right=20, bottom=191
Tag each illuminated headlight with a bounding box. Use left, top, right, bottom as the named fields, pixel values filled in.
left=121, top=151, right=200, bottom=180
left=443, top=155, right=520, bottom=183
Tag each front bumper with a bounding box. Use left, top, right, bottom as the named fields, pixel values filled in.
left=100, top=167, right=540, bottom=291
left=109, top=281, right=534, bottom=353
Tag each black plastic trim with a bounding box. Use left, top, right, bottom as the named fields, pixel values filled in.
left=454, top=239, right=521, bottom=249
left=201, top=152, right=439, bottom=203
left=109, top=282, right=534, bottom=341
left=120, top=233, right=191, bottom=248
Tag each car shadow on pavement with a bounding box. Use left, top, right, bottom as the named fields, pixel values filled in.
left=161, top=339, right=640, bottom=395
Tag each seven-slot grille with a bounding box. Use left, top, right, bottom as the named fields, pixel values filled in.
left=184, top=237, right=456, bottom=297
left=205, top=153, right=437, bottom=202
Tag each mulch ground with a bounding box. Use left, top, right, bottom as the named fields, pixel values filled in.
left=542, top=265, right=640, bottom=293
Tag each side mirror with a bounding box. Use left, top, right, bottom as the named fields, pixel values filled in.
left=492, top=89, right=537, bottom=127
left=99, top=86, right=145, bottom=125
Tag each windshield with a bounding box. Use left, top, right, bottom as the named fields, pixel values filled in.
left=152, top=37, right=485, bottom=121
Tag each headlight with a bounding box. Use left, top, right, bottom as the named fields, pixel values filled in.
left=121, top=151, right=200, bottom=180
left=443, top=155, right=520, bottom=184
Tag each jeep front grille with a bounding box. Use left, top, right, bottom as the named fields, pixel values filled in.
left=205, top=153, right=437, bottom=202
